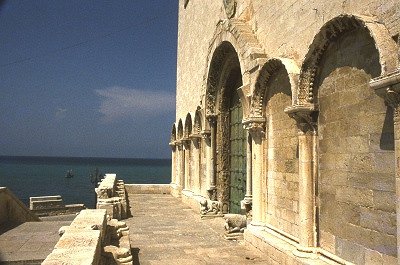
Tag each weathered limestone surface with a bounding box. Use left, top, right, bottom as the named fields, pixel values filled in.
left=96, top=174, right=129, bottom=220
left=30, top=195, right=85, bottom=216
left=172, top=0, right=400, bottom=264
left=43, top=208, right=134, bottom=265
left=0, top=187, right=39, bottom=229
left=0, top=214, right=74, bottom=264
left=126, top=193, right=268, bottom=264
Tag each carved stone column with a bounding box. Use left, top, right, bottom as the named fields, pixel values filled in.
left=285, top=104, right=317, bottom=256
left=182, top=139, right=191, bottom=190
left=370, top=70, right=400, bottom=259
left=177, top=141, right=185, bottom=190
left=190, top=134, right=202, bottom=194
left=243, top=117, right=265, bottom=225
left=169, top=141, right=177, bottom=185
left=206, top=115, right=217, bottom=200
left=201, top=130, right=211, bottom=196
left=243, top=132, right=252, bottom=204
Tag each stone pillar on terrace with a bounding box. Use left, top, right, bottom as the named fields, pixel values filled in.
left=206, top=115, right=217, bottom=200
left=370, top=70, right=400, bottom=259
left=285, top=104, right=318, bottom=256
left=243, top=117, right=265, bottom=225
left=169, top=141, right=177, bottom=185
left=190, top=133, right=202, bottom=194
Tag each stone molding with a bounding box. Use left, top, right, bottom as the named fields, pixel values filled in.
left=204, top=19, right=267, bottom=116
left=284, top=104, right=318, bottom=133
left=251, top=58, right=300, bottom=117
left=299, top=14, right=398, bottom=105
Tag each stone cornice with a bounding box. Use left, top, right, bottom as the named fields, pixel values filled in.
left=370, top=70, right=400, bottom=108
left=284, top=104, right=318, bottom=132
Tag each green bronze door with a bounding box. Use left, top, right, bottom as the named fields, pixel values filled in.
left=229, top=91, right=247, bottom=214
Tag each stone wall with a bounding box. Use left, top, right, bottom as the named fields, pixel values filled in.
left=173, top=1, right=400, bottom=264
left=317, top=28, right=396, bottom=262
left=175, top=0, right=400, bottom=119
left=0, top=187, right=39, bottom=227
left=264, top=66, right=299, bottom=238
left=42, top=209, right=133, bottom=265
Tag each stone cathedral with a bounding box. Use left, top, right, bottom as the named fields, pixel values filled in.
left=169, top=1, right=400, bottom=264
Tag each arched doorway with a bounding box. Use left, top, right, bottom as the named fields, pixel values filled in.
left=212, top=42, right=246, bottom=214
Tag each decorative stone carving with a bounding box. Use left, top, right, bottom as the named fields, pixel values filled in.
left=243, top=117, right=265, bottom=140
left=223, top=213, right=247, bottom=237
left=223, top=0, right=236, bottom=19
left=299, top=14, right=398, bottom=105
left=205, top=19, right=266, bottom=117
left=199, top=198, right=221, bottom=215
left=284, top=104, right=318, bottom=133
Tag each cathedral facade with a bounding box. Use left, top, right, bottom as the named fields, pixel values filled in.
left=170, top=1, right=400, bottom=264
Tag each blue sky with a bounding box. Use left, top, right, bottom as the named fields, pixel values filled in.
left=0, top=1, right=177, bottom=159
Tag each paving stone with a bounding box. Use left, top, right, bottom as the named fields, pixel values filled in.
left=126, top=193, right=269, bottom=264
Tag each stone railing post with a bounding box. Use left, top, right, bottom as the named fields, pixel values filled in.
left=285, top=104, right=317, bottom=256
left=370, top=70, right=400, bottom=259
left=243, top=117, right=265, bottom=225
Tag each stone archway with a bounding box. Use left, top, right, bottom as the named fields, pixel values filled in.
left=293, top=14, right=398, bottom=261
left=204, top=19, right=267, bottom=214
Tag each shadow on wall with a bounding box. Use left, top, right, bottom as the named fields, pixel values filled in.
left=381, top=107, right=395, bottom=151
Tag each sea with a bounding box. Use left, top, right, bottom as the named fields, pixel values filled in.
left=0, top=156, right=171, bottom=208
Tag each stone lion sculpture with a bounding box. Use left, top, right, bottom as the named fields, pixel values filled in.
left=223, top=214, right=247, bottom=234
left=199, top=198, right=221, bottom=215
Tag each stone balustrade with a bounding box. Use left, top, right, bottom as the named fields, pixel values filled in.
left=43, top=209, right=133, bottom=265
left=95, top=174, right=129, bottom=220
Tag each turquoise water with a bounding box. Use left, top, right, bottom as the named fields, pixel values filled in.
left=0, top=156, right=171, bottom=208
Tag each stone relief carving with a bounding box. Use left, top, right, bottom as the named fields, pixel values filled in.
left=299, top=14, right=397, bottom=106
left=200, top=198, right=221, bottom=215
left=223, top=0, right=236, bottom=19
left=223, top=214, right=247, bottom=233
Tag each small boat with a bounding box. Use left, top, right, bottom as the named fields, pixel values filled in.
left=65, top=169, right=74, bottom=178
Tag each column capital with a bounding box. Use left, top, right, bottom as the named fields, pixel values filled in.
left=200, top=129, right=211, bottom=139
left=206, top=113, right=217, bottom=124
left=284, top=104, right=318, bottom=133
left=169, top=141, right=177, bottom=150
left=243, top=117, right=265, bottom=138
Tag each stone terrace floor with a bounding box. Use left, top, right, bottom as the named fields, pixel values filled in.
left=126, top=194, right=268, bottom=265
left=0, top=214, right=75, bottom=264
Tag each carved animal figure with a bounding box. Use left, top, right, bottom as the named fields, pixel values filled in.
left=223, top=214, right=247, bottom=233
left=199, top=198, right=221, bottom=215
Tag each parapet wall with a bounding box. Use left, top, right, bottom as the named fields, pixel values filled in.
left=43, top=209, right=134, bottom=265
left=96, top=174, right=129, bottom=220
left=0, top=187, right=39, bottom=227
